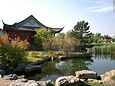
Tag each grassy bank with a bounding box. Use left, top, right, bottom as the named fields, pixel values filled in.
left=26, top=51, right=91, bottom=63
left=91, top=43, right=115, bottom=55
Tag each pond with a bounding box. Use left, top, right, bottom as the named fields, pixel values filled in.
left=26, top=55, right=115, bottom=82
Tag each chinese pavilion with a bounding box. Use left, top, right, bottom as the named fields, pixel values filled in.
left=2, top=15, right=63, bottom=43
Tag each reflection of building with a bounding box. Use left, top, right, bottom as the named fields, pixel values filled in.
left=2, top=15, right=63, bottom=43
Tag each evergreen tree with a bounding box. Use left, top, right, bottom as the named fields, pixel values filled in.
left=71, top=20, right=93, bottom=51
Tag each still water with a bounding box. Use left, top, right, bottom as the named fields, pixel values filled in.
left=27, top=55, right=115, bottom=82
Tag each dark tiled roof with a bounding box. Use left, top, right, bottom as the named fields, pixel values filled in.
left=3, top=15, right=63, bottom=33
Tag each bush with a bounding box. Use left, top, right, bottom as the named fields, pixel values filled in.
left=0, top=34, right=29, bottom=67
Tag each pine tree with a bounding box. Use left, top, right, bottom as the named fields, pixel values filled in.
left=71, top=20, right=93, bottom=51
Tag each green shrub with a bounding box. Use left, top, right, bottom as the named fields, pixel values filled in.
left=0, top=34, right=28, bottom=67
left=0, top=43, right=27, bottom=67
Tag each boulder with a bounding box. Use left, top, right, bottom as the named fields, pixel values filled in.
left=0, top=62, right=5, bottom=68
left=87, top=79, right=103, bottom=84
left=0, top=74, right=2, bottom=78
left=24, top=80, right=38, bottom=86
left=37, top=80, right=53, bottom=86
left=101, top=70, right=115, bottom=81
left=25, top=64, right=41, bottom=73
left=13, top=63, right=26, bottom=73
left=0, top=69, right=5, bottom=76
left=9, top=79, right=28, bottom=86
left=9, top=79, right=52, bottom=86
left=55, top=75, right=80, bottom=86
left=75, top=70, right=98, bottom=79
left=4, top=74, right=18, bottom=80
left=100, top=70, right=115, bottom=86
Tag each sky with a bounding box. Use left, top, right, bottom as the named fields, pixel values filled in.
left=0, top=0, right=115, bottom=36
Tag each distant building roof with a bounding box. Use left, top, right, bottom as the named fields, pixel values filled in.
left=3, top=15, right=64, bottom=33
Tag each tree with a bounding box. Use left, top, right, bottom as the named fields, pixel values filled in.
left=91, top=33, right=102, bottom=43
left=0, top=34, right=28, bottom=67
left=71, top=20, right=93, bottom=51
left=55, top=33, right=80, bottom=55
left=34, top=28, right=53, bottom=51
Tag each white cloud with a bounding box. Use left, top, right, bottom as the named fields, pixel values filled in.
left=88, top=0, right=113, bottom=13
left=90, top=6, right=113, bottom=13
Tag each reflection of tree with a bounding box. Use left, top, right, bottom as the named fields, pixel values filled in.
left=93, top=55, right=115, bottom=60
left=92, top=45, right=115, bottom=60
left=26, top=58, right=94, bottom=81
left=56, top=60, right=73, bottom=76
left=27, top=61, right=62, bottom=80
left=55, top=58, right=93, bottom=76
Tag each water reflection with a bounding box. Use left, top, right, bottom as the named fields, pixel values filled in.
left=88, top=55, right=115, bottom=75
left=26, top=58, right=93, bottom=81
left=91, top=45, right=115, bottom=60
left=26, top=48, right=115, bottom=82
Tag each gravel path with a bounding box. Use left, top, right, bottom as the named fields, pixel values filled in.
left=0, top=78, right=15, bottom=86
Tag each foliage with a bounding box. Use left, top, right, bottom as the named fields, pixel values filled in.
left=0, top=34, right=28, bottom=67
left=70, top=20, right=93, bottom=51
left=54, top=33, right=65, bottom=50
left=54, top=33, right=80, bottom=55
left=34, top=28, right=54, bottom=50
left=91, top=33, right=113, bottom=43
left=91, top=33, right=103, bottom=43
left=91, top=43, right=115, bottom=56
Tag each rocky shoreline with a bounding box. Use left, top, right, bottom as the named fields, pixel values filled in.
left=0, top=70, right=115, bottom=86
left=0, top=53, right=115, bottom=86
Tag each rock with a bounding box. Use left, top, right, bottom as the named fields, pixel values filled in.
left=100, top=70, right=115, bottom=86
left=13, top=63, right=26, bottom=73
left=101, top=70, right=115, bottom=81
left=68, top=76, right=79, bottom=84
left=16, top=79, right=28, bottom=82
left=87, top=79, right=103, bottom=84
left=55, top=75, right=80, bottom=86
left=0, top=62, right=5, bottom=68
left=9, top=79, right=52, bottom=86
left=9, top=79, right=28, bottom=86
left=24, top=80, right=38, bottom=86
left=25, top=64, right=41, bottom=73
left=37, top=80, right=53, bottom=86
left=55, top=76, right=68, bottom=86
left=79, top=79, right=86, bottom=82
left=0, top=69, right=5, bottom=76
left=4, top=74, right=18, bottom=80
left=75, top=70, right=98, bottom=79
left=18, top=75, right=25, bottom=79
left=0, top=74, right=2, bottom=78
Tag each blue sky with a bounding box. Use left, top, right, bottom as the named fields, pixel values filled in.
left=0, top=0, right=115, bottom=36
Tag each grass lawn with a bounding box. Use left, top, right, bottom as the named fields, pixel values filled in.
left=26, top=56, right=43, bottom=63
